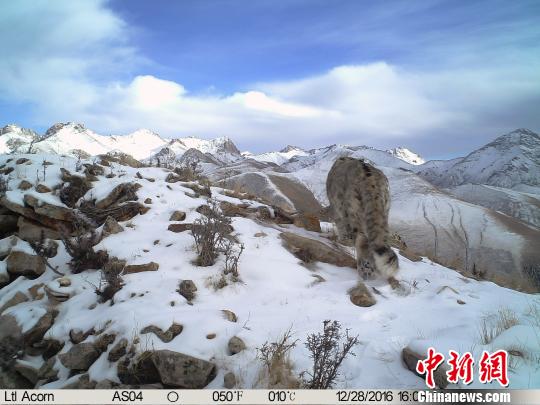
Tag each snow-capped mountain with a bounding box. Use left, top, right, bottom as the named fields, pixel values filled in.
left=249, top=145, right=308, bottom=165
left=0, top=125, right=39, bottom=154
left=387, top=147, right=425, bottom=165
left=417, top=128, right=540, bottom=193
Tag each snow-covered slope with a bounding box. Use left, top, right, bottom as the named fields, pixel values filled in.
left=0, top=153, right=538, bottom=390
left=387, top=147, right=425, bottom=165
left=417, top=129, right=540, bottom=193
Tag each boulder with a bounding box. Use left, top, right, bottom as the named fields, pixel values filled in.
left=169, top=210, right=186, bottom=221
left=152, top=350, right=216, bottom=388
left=58, top=343, right=100, bottom=371
left=69, top=328, right=94, bottom=345
left=118, top=352, right=160, bottom=385
left=37, top=357, right=58, bottom=383
left=23, top=308, right=58, bottom=345
left=6, top=251, right=46, bottom=278
left=108, top=338, right=128, bottom=362
left=0, top=196, right=70, bottom=230
left=17, top=216, right=60, bottom=242
left=0, top=369, right=33, bottom=389
left=219, top=201, right=254, bottom=217
left=95, top=183, right=141, bottom=210
left=0, top=291, right=29, bottom=314
left=18, top=180, right=32, bottom=191
left=168, top=223, right=193, bottom=233
left=141, top=323, right=183, bottom=343
left=280, top=232, right=356, bottom=268
left=402, top=346, right=449, bottom=389
left=23, top=195, right=73, bottom=222
left=81, top=201, right=148, bottom=225
left=0, top=214, right=18, bottom=236
left=101, top=216, right=124, bottom=237
left=94, top=333, right=116, bottom=353
left=228, top=336, right=246, bottom=355
left=35, top=184, right=52, bottom=193
left=177, top=280, right=197, bottom=301
left=62, top=373, right=96, bottom=389
left=123, top=262, right=159, bottom=275
left=348, top=283, right=376, bottom=307
left=293, top=214, right=322, bottom=232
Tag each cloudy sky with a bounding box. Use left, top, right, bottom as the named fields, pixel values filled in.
left=0, top=0, right=539, bottom=158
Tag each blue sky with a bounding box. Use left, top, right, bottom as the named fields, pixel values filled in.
left=0, top=0, right=539, bottom=158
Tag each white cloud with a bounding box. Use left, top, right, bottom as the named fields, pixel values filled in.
left=1, top=1, right=539, bottom=154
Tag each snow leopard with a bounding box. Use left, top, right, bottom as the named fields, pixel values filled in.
left=326, top=157, right=398, bottom=279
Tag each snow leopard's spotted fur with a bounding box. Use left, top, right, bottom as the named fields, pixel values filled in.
left=326, top=157, right=398, bottom=279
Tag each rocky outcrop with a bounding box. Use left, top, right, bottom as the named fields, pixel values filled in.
left=23, top=195, right=73, bottom=222
left=280, top=232, right=356, bottom=268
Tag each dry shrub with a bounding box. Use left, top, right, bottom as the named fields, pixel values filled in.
left=95, top=259, right=125, bottom=303
left=302, top=320, right=359, bottom=389
left=61, top=216, right=109, bottom=273
left=223, top=240, right=244, bottom=280
left=191, top=199, right=232, bottom=266
left=256, top=329, right=299, bottom=389
left=478, top=308, right=519, bottom=345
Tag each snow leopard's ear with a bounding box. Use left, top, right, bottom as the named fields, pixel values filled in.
left=373, top=245, right=399, bottom=278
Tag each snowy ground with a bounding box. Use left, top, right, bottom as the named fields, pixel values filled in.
left=0, top=153, right=539, bottom=389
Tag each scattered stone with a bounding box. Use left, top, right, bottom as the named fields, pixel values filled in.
left=457, top=299, right=466, bottom=305
left=280, top=232, right=356, bottom=268
left=0, top=291, right=29, bottom=314
left=58, top=277, right=71, bottom=287
left=84, top=163, right=105, bottom=177
left=223, top=372, right=236, bottom=388
left=144, top=198, right=152, bottom=204
left=254, top=232, right=267, bottom=237
left=219, top=201, right=253, bottom=218
left=58, top=343, right=100, bottom=371
left=102, top=216, right=124, bottom=237
left=124, top=262, right=159, bottom=275
left=40, top=339, right=65, bottom=360
left=169, top=210, right=186, bottom=221
left=16, top=158, right=30, bottom=165
left=35, top=184, right=52, bottom=193
left=27, top=283, right=45, bottom=300
left=0, top=369, right=33, bottom=389
left=23, top=308, right=58, bottom=345
left=228, top=337, right=246, bottom=355
left=59, top=169, right=93, bottom=208
left=168, top=223, right=193, bottom=233
left=206, top=333, right=216, bottom=340
left=293, top=213, right=321, bottom=232
left=6, top=251, right=46, bottom=278
left=95, top=183, right=141, bottom=209
left=141, top=323, right=183, bottom=343
left=37, top=357, right=58, bottom=383
left=69, top=328, right=94, bottom=344
left=0, top=214, right=18, bottom=236
left=62, top=373, right=97, bottom=389
left=108, top=338, right=128, bottom=362
left=165, top=173, right=182, bottom=183
left=24, top=194, right=74, bottom=221
left=117, top=352, right=160, bottom=385
left=18, top=180, right=32, bottom=190
left=17, top=216, right=60, bottom=242
left=95, top=333, right=116, bottom=353
left=349, top=283, right=376, bottom=307
left=152, top=350, right=216, bottom=388
left=95, top=379, right=115, bottom=389
left=221, top=310, right=237, bottom=323
left=14, top=360, right=39, bottom=385
left=177, top=280, right=197, bottom=301
left=402, top=346, right=448, bottom=388
left=44, top=284, right=71, bottom=304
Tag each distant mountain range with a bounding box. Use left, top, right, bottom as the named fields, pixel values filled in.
left=1, top=121, right=539, bottom=289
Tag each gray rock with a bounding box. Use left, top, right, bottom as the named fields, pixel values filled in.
left=0, top=369, right=33, bottom=388
left=102, top=216, right=124, bottom=237
left=18, top=180, right=32, bottom=190
left=348, top=283, right=376, bottom=307
left=124, top=262, right=159, bottom=274
left=37, top=357, right=58, bottom=383
left=224, top=372, right=236, bottom=388
left=0, top=291, right=29, bottom=314
left=58, top=342, right=100, bottom=371
left=23, top=308, right=57, bottom=345
left=228, top=337, right=246, bottom=355
left=62, top=373, right=96, bottom=389
left=14, top=360, right=39, bottom=385
left=108, top=338, right=128, bottom=362
left=177, top=280, right=197, bottom=301
left=117, top=352, right=160, bottom=385
left=402, top=346, right=449, bottom=389
left=17, top=216, right=60, bottom=242
left=152, top=350, right=216, bottom=388
left=141, top=323, right=183, bottom=343
left=6, top=251, right=46, bottom=278
left=23, top=194, right=73, bottom=221
left=169, top=210, right=186, bottom=221
left=35, top=184, right=52, bottom=193
left=221, top=310, right=237, bottom=323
